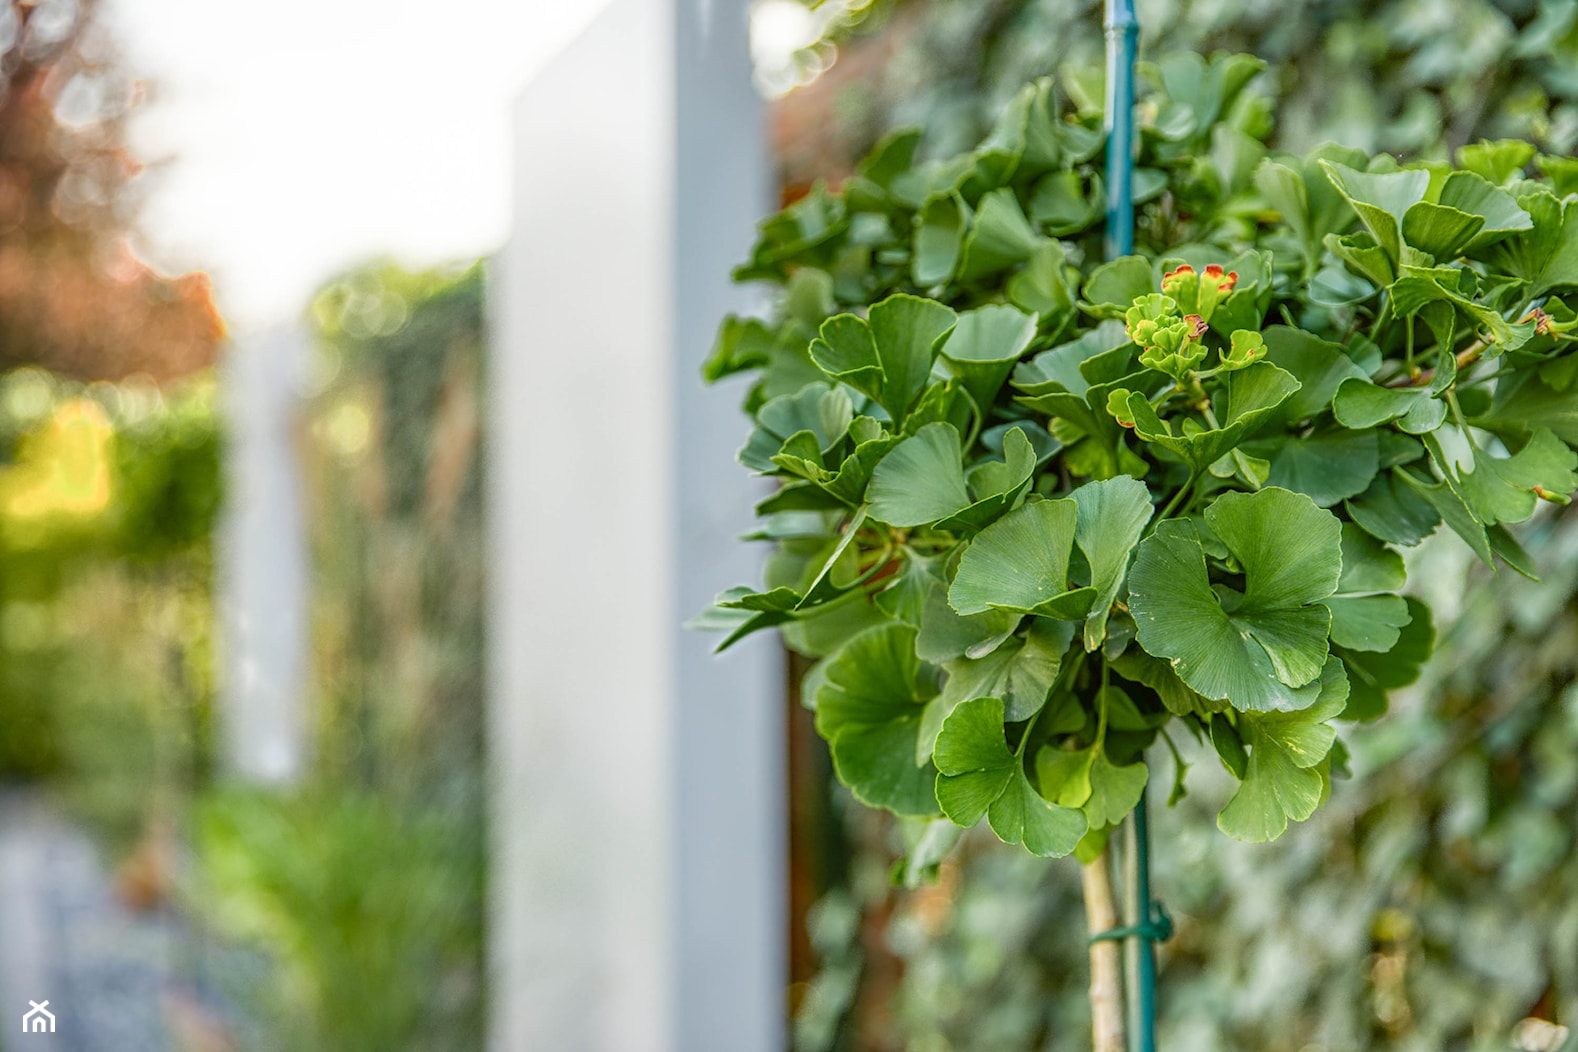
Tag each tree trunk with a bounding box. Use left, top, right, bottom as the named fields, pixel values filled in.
left=1082, top=853, right=1126, bottom=1052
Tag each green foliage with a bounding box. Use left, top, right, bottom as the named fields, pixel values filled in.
left=705, top=59, right=1578, bottom=866
left=190, top=260, right=490, bottom=1050
left=810, top=511, right=1578, bottom=1050
left=193, top=788, right=483, bottom=1052
left=795, top=0, right=1578, bottom=180
left=0, top=369, right=220, bottom=797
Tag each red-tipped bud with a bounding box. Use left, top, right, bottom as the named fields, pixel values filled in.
left=1206, top=266, right=1239, bottom=294
left=1185, top=314, right=1208, bottom=338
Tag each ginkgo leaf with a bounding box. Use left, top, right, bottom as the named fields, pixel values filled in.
left=1217, top=659, right=1349, bottom=842
left=917, top=619, right=1073, bottom=762
left=1337, top=597, right=1434, bottom=720
left=1007, top=239, right=1078, bottom=321
left=1320, top=161, right=1429, bottom=261
left=1400, top=200, right=1484, bottom=259
left=1129, top=488, right=1342, bottom=712
left=1260, top=326, right=1368, bottom=422
left=868, top=423, right=1036, bottom=530
left=1262, top=427, right=1379, bottom=506
left=1070, top=475, right=1154, bottom=650
left=939, top=304, right=1039, bottom=412
left=913, top=192, right=969, bottom=286
left=1081, top=256, right=1154, bottom=318
left=1323, top=596, right=1411, bottom=652
left=956, top=189, right=1042, bottom=282
left=933, top=696, right=1087, bottom=857
left=915, top=579, right=1020, bottom=663
left=949, top=498, right=1097, bottom=619
left=867, top=423, right=971, bottom=526
left=1126, top=362, right=1301, bottom=473
left=1458, top=428, right=1578, bottom=525
left=1082, top=750, right=1149, bottom=829
left=739, top=383, right=854, bottom=472
left=1346, top=471, right=1442, bottom=546
left=1437, top=170, right=1532, bottom=252
left=1332, top=378, right=1446, bottom=434
left=810, top=294, right=958, bottom=424
left=814, top=623, right=942, bottom=816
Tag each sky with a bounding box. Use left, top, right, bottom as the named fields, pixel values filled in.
left=104, top=0, right=616, bottom=332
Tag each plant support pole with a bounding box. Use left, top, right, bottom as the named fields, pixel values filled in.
left=1126, top=796, right=1160, bottom=1052
left=1103, top=2, right=1162, bottom=1050
left=1104, top=0, right=1138, bottom=261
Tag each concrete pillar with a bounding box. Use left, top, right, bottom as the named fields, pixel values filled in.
left=218, top=327, right=310, bottom=784
left=489, top=1, right=780, bottom=1050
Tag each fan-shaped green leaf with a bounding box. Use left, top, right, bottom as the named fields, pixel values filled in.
left=1438, top=170, right=1533, bottom=251
left=1400, top=200, right=1484, bottom=259
left=810, top=295, right=957, bottom=424
left=1320, top=161, right=1429, bottom=261
left=1126, top=362, right=1301, bottom=472
left=1081, top=256, right=1154, bottom=318
left=1129, top=489, right=1342, bottom=712
left=913, top=193, right=968, bottom=287
left=956, top=189, right=1041, bottom=282
left=868, top=423, right=1037, bottom=530
left=814, top=623, right=942, bottom=816
left=939, top=304, right=1039, bottom=411
left=1459, top=428, right=1578, bottom=525
left=1261, top=326, right=1367, bottom=422
left=1217, top=658, right=1349, bottom=842
left=949, top=499, right=1096, bottom=619
left=933, top=696, right=1087, bottom=857
left=1263, top=428, right=1379, bottom=506
left=915, top=580, right=1020, bottom=663
left=1346, top=471, right=1441, bottom=546
left=918, top=619, right=1073, bottom=762
left=740, top=383, right=853, bottom=472
left=1070, top=475, right=1154, bottom=650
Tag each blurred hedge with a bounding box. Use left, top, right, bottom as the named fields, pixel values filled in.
left=0, top=369, right=219, bottom=842
left=191, top=261, right=487, bottom=1052
left=778, top=0, right=1578, bottom=191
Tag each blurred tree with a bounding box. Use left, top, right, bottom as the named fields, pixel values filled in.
left=0, top=0, right=221, bottom=383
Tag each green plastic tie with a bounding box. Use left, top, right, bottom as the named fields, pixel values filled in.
left=1088, top=901, right=1173, bottom=945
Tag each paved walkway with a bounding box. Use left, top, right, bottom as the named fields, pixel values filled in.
left=0, top=790, right=243, bottom=1052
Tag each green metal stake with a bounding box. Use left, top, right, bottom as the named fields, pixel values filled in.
left=1102, top=2, right=1163, bottom=1050
left=1104, top=0, right=1138, bottom=260
left=1130, top=795, right=1162, bottom=1052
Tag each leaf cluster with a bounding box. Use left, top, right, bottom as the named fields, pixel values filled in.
left=703, top=58, right=1578, bottom=856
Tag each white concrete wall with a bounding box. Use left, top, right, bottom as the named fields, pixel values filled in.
left=489, top=1, right=780, bottom=1049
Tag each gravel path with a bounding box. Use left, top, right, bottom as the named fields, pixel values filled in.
left=0, top=790, right=246, bottom=1052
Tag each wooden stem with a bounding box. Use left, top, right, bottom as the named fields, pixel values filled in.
left=1082, top=852, right=1126, bottom=1052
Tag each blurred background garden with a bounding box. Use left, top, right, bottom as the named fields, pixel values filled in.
left=0, top=0, right=1574, bottom=1050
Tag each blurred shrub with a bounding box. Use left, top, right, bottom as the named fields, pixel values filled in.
left=0, top=368, right=219, bottom=826
left=194, top=787, right=483, bottom=1052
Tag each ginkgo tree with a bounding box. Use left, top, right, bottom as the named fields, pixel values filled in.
left=699, top=47, right=1578, bottom=1041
